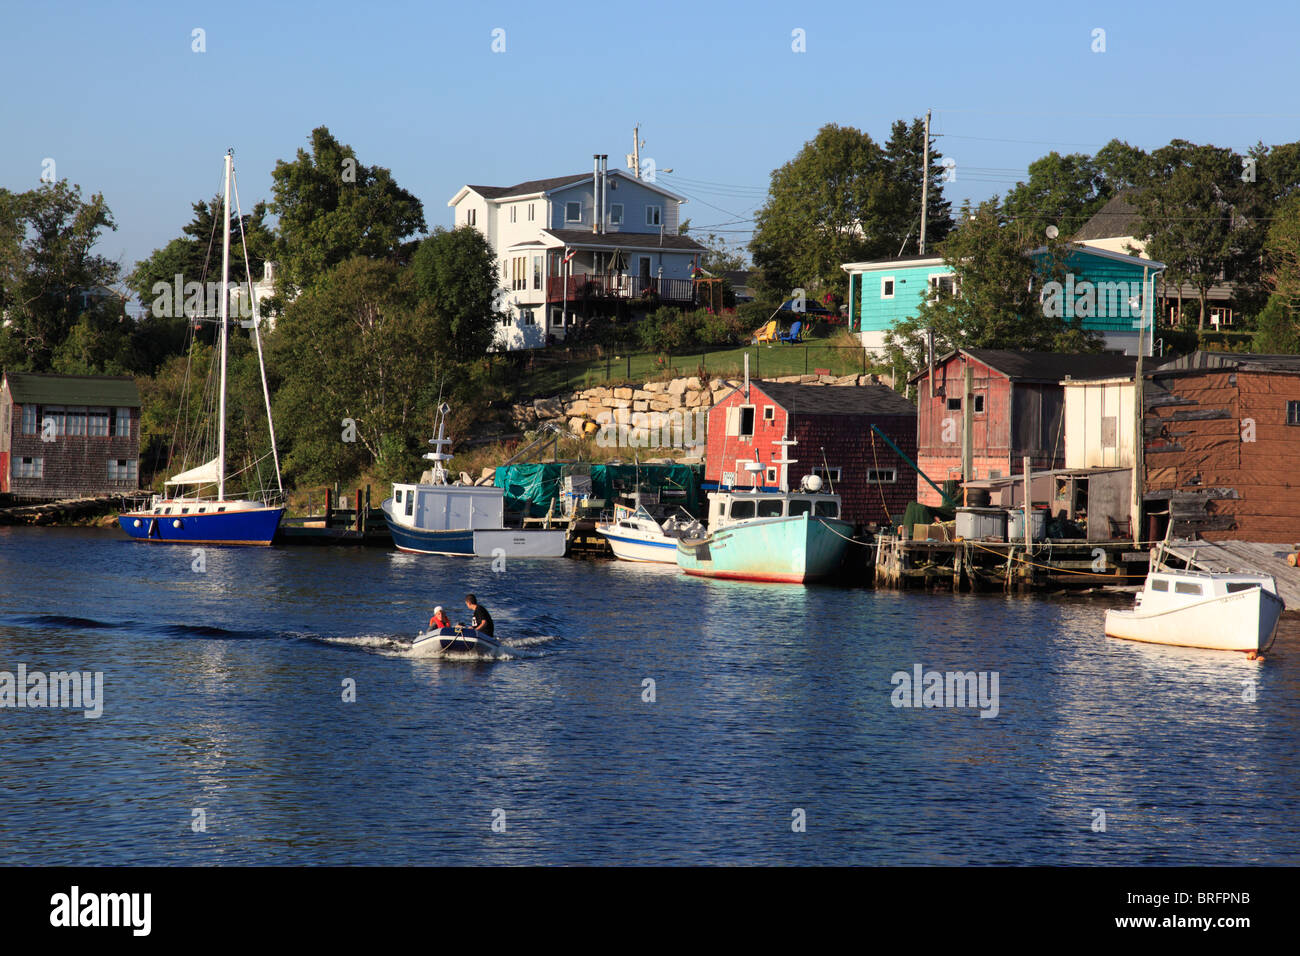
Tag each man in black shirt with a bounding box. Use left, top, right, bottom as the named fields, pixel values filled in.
left=465, top=593, right=494, bottom=638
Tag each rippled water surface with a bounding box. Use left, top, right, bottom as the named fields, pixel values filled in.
left=1, top=526, right=1297, bottom=864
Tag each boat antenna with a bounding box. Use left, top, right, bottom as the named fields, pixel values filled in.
left=820, top=446, right=835, bottom=494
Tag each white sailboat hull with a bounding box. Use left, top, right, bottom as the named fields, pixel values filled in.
left=1105, top=587, right=1284, bottom=652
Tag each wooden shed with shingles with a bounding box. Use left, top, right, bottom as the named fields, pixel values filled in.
left=1144, top=352, right=1300, bottom=542
left=0, top=371, right=141, bottom=499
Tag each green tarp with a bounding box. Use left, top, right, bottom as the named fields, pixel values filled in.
left=494, top=463, right=702, bottom=517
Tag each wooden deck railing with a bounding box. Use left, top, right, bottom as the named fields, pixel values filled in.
left=546, top=274, right=696, bottom=305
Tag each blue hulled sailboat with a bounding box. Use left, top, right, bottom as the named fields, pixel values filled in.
left=119, top=150, right=285, bottom=546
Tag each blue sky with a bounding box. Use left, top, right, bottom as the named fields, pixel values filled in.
left=3, top=0, right=1298, bottom=276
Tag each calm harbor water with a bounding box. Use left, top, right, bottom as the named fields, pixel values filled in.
left=1, top=525, right=1297, bottom=865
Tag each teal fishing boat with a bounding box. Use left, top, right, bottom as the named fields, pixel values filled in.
left=675, top=476, right=852, bottom=583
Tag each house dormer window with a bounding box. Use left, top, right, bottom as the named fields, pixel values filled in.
left=467, top=208, right=477, bottom=226
left=566, top=202, right=582, bottom=223
left=609, top=203, right=623, bottom=226
left=646, top=205, right=662, bottom=227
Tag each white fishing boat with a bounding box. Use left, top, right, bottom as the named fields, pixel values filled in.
left=381, top=403, right=567, bottom=557
left=1104, top=568, right=1284, bottom=654
left=596, top=503, right=703, bottom=564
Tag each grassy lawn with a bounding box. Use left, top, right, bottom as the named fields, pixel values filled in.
left=512, top=336, right=876, bottom=398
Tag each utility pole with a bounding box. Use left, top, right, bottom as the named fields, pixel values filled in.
left=1131, top=266, right=1150, bottom=548
left=919, top=109, right=931, bottom=255
left=629, top=124, right=642, bottom=180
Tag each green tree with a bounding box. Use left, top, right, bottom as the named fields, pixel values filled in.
left=1131, top=140, right=1262, bottom=328
left=410, top=226, right=503, bottom=363
left=1004, top=152, right=1107, bottom=240
left=1093, top=139, right=1153, bottom=191
left=270, top=257, right=437, bottom=486
left=1252, top=295, right=1300, bottom=353
left=751, top=120, right=950, bottom=302
left=884, top=199, right=1096, bottom=374
left=0, top=181, right=120, bottom=372
left=880, top=117, right=953, bottom=252
left=268, top=127, right=426, bottom=295
left=128, top=196, right=275, bottom=305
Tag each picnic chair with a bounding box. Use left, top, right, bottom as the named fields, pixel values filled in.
left=752, top=319, right=777, bottom=344
left=778, top=320, right=804, bottom=344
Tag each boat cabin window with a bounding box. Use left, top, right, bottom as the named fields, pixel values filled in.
left=405, top=494, right=414, bottom=517
left=1226, top=582, right=1260, bottom=593
left=1174, top=581, right=1203, bottom=596
left=730, top=500, right=756, bottom=519
left=757, top=500, right=783, bottom=518
left=815, top=501, right=839, bottom=518
left=181, top=508, right=189, bottom=514
left=788, top=500, right=811, bottom=517
left=217, top=507, right=226, bottom=513
left=395, top=490, right=403, bottom=504
left=1150, top=578, right=1168, bottom=592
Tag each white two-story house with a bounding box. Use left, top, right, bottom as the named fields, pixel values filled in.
left=448, top=161, right=707, bottom=350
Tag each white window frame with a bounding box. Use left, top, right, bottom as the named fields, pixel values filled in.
left=762, top=405, right=775, bottom=422
left=107, top=458, right=137, bottom=481
left=881, top=276, right=896, bottom=299
left=565, top=202, right=583, bottom=223
left=865, top=468, right=896, bottom=483
left=17, top=456, right=43, bottom=478
left=467, top=208, right=477, bottom=227
left=813, top=466, right=843, bottom=482
left=510, top=206, right=517, bottom=223
left=645, top=205, right=662, bottom=227
left=928, top=273, right=958, bottom=299
left=528, top=203, right=535, bottom=222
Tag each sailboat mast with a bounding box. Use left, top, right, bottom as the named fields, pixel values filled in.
left=217, top=150, right=232, bottom=502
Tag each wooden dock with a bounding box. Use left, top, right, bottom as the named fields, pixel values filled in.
left=0, top=495, right=128, bottom=526
left=277, top=486, right=391, bottom=546
left=1159, top=539, right=1300, bottom=609
left=874, top=534, right=1150, bottom=592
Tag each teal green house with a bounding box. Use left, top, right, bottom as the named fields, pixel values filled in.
left=842, top=245, right=1165, bottom=357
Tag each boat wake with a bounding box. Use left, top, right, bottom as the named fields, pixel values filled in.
left=3, top=613, right=274, bottom=641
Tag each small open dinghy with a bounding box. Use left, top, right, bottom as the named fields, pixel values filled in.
left=410, top=625, right=503, bottom=657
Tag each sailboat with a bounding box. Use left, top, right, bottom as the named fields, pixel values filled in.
left=118, top=150, right=285, bottom=546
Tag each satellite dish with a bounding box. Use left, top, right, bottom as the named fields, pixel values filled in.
left=1045, top=225, right=1060, bottom=239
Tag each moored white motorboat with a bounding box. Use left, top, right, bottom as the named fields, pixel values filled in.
left=595, top=503, right=703, bottom=564
left=409, top=626, right=503, bottom=657
left=1104, top=569, right=1284, bottom=653
left=382, top=403, right=567, bottom=557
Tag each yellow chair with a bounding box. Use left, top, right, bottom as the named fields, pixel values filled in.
left=753, top=320, right=777, bottom=343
